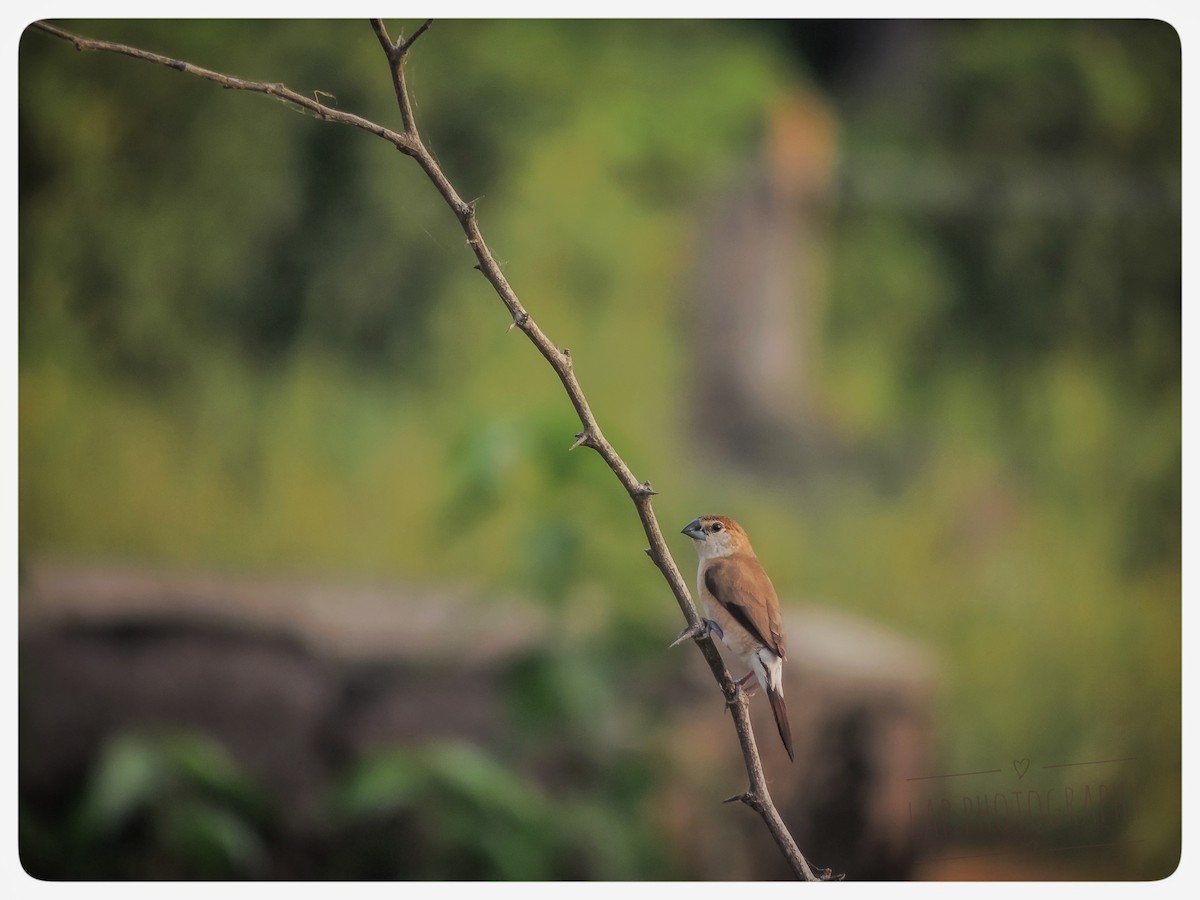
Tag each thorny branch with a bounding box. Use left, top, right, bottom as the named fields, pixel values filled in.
left=30, top=18, right=834, bottom=881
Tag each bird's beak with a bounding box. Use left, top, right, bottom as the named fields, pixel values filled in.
left=681, top=518, right=705, bottom=540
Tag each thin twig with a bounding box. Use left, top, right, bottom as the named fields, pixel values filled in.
left=29, top=18, right=831, bottom=881
left=31, top=20, right=417, bottom=156
left=398, top=19, right=432, bottom=55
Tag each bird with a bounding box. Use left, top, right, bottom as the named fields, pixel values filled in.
left=681, top=514, right=794, bottom=762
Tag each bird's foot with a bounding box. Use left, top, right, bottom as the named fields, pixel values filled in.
left=735, top=671, right=759, bottom=697
left=725, top=672, right=758, bottom=711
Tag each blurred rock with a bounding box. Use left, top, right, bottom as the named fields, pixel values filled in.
left=19, top=561, right=936, bottom=879
left=19, top=561, right=548, bottom=830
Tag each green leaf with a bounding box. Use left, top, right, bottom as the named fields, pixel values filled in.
left=74, top=734, right=167, bottom=837
left=332, top=746, right=426, bottom=818
left=160, top=798, right=267, bottom=877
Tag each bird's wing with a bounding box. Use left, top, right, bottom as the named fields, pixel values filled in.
left=704, top=555, right=786, bottom=660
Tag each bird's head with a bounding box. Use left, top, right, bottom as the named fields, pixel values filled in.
left=681, top=515, right=750, bottom=559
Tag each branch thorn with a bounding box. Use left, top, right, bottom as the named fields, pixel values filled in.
left=669, top=619, right=709, bottom=648
left=569, top=431, right=590, bottom=451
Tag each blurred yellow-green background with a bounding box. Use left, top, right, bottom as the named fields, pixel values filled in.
left=18, top=19, right=1180, bottom=880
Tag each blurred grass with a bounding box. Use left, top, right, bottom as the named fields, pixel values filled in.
left=18, top=18, right=1179, bottom=878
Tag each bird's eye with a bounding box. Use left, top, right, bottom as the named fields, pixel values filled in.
left=711, top=522, right=723, bottom=532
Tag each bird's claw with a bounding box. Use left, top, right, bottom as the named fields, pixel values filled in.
left=735, top=671, right=758, bottom=696
left=724, top=672, right=758, bottom=711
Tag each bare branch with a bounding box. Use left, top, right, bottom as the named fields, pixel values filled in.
left=369, top=17, right=422, bottom=140
left=30, top=20, right=417, bottom=156
left=364, top=24, right=829, bottom=875
left=30, top=18, right=834, bottom=881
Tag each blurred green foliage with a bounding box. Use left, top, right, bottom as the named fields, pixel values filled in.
left=19, top=19, right=1179, bottom=878
left=333, top=742, right=566, bottom=879
left=21, top=730, right=673, bottom=880
left=22, top=731, right=272, bottom=878
left=330, top=739, right=669, bottom=879
left=814, top=21, right=1178, bottom=877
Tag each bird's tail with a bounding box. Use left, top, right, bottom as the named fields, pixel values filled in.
left=767, top=687, right=795, bottom=762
